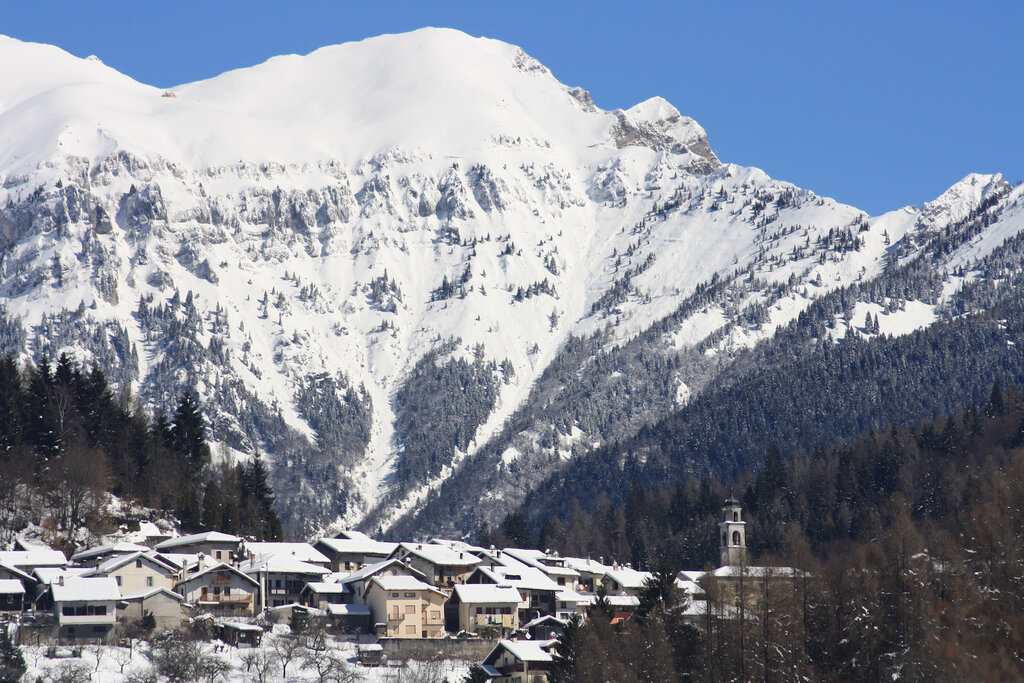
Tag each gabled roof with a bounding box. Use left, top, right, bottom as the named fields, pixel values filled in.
left=560, top=556, right=612, bottom=575
left=315, top=536, right=397, bottom=556
left=51, top=577, right=120, bottom=602
left=393, top=543, right=482, bottom=568
left=155, top=531, right=241, bottom=551
left=327, top=603, right=371, bottom=616
left=33, top=567, right=90, bottom=585
left=603, top=567, right=652, bottom=589
left=120, top=586, right=184, bottom=602
left=0, top=549, right=67, bottom=568
left=452, top=583, right=522, bottom=605
left=176, top=562, right=259, bottom=588
left=150, top=552, right=199, bottom=570
left=302, top=582, right=350, bottom=595
left=91, top=552, right=178, bottom=576
left=242, top=542, right=330, bottom=565
left=339, top=558, right=427, bottom=585
left=473, top=564, right=561, bottom=592
left=523, top=614, right=567, bottom=629
left=0, top=579, right=25, bottom=594
left=368, top=575, right=439, bottom=593
left=501, top=548, right=580, bottom=578
left=554, top=589, right=586, bottom=603
left=71, top=542, right=150, bottom=562
left=238, top=556, right=331, bottom=577
left=0, top=562, right=35, bottom=583
left=484, top=639, right=556, bottom=665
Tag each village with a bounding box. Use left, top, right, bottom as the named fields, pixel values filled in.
left=0, top=499, right=803, bottom=682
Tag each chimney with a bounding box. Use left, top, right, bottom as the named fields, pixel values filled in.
left=197, top=553, right=206, bottom=572
left=459, top=552, right=464, bottom=559
left=58, top=575, right=64, bottom=586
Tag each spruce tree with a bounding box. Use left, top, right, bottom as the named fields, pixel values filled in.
left=0, top=628, right=26, bottom=682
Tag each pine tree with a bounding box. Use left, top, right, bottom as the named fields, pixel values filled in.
left=0, top=627, right=26, bottom=682
left=549, top=614, right=583, bottom=683
left=171, top=391, right=211, bottom=478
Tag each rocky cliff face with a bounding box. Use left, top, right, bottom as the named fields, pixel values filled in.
left=1, top=29, right=1021, bottom=537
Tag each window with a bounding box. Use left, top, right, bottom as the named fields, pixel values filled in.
left=146, top=576, right=154, bottom=587
left=136, top=559, right=143, bottom=568
left=392, top=592, right=399, bottom=598
left=405, top=625, right=416, bottom=635
left=216, top=551, right=223, bottom=559
left=404, top=592, right=416, bottom=598
left=430, top=610, right=440, bottom=621
left=732, top=530, right=741, bottom=546
left=476, top=607, right=483, bottom=615
left=405, top=604, right=415, bottom=614
left=733, top=511, right=739, bottom=522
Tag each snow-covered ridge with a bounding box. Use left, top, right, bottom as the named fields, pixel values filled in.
left=1, top=29, right=1022, bottom=537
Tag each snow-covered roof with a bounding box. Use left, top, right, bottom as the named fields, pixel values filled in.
left=561, top=556, right=612, bottom=574
left=452, top=583, right=521, bottom=604
left=555, top=589, right=586, bottom=603
left=339, top=558, right=426, bottom=585
left=604, top=567, right=652, bottom=589
left=475, top=565, right=560, bottom=592
left=0, top=549, right=67, bottom=568
left=501, top=548, right=579, bottom=577
left=0, top=579, right=25, bottom=594
left=34, top=567, right=90, bottom=585
left=151, top=552, right=198, bottom=570
left=315, top=536, right=397, bottom=556
left=303, top=581, right=350, bottom=595
left=0, top=562, right=34, bottom=583
left=712, top=565, right=806, bottom=579
left=577, top=594, right=640, bottom=608
left=120, top=586, right=183, bottom=602
left=368, top=575, right=439, bottom=593
left=674, top=579, right=705, bottom=596
left=154, top=531, right=241, bottom=551
left=487, top=639, right=556, bottom=663
left=396, top=543, right=482, bottom=568
left=217, top=621, right=263, bottom=632
left=242, top=542, right=329, bottom=565
left=51, top=577, right=120, bottom=602
left=523, top=614, right=566, bottom=629
left=327, top=603, right=371, bottom=616
left=92, top=551, right=177, bottom=576
left=71, top=542, right=150, bottom=562
left=177, top=562, right=259, bottom=587
left=238, top=556, right=331, bottom=576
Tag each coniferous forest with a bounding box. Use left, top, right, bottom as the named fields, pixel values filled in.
left=0, top=353, right=280, bottom=552
left=494, top=383, right=1024, bottom=681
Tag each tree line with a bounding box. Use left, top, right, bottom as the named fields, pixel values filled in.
left=500, top=382, right=1024, bottom=680
left=0, top=354, right=280, bottom=551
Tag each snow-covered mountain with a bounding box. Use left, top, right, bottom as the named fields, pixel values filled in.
left=2, top=29, right=1022, bottom=537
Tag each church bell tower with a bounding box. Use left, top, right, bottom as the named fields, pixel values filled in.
left=719, top=497, right=747, bottom=567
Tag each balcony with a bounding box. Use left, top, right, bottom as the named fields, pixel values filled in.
left=199, top=594, right=252, bottom=605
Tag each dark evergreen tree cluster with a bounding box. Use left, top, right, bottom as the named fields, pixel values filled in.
left=0, top=354, right=281, bottom=550
left=531, top=384, right=1024, bottom=680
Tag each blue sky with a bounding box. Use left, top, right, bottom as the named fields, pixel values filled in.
left=5, top=1, right=1021, bottom=214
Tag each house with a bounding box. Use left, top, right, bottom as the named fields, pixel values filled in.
left=314, top=533, right=398, bottom=572
left=51, top=576, right=120, bottom=642
left=445, top=583, right=522, bottom=637
left=300, top=581, right=352, bottom=610
left=215, top=620, right=263, bottom=648
left=238, top=555, right=331, bottom=611
left=0, top=579, right=25, bottom=614
left=481, top=639, right=556, bottom=683
left=240, top=542, right=331, bottom=569
left=522, top=614, right=567, bottom=640
left=174, top=562, right=258, bottom=616
left=601, top=565, right=652, bottom=596
left=154, top=531, right=241, bottom=563
left=0, top=549, right=67, bottom=573
left=117, top=587, right=187, bottom=632
left=553, top=589, right=587, bottom=620
left=339, top=558, right=428, bottom=601
left=326, top=603, right=372, bottom=634
left=560, top=556, right=611, bottom=593
left=501, top=548, right=580, bottom=590
left=389, top=543, right=481, bottom=589
left=86, top=552, right=178, bottom=596
left=0, top=562, right=37, bottom=607
left=31, top=568, right=91, bottom=613
left=362, top=575, right=447, bottom=639
left=468, top=560, right=561, bottom=624
left=70, top=542, right=151, bottom=568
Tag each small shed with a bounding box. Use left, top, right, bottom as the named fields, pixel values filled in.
left=215, top=621, right=263, bottom=648
left=357, top=642, right=384, bottom=666
left=327, top=603, right=372, bottom=633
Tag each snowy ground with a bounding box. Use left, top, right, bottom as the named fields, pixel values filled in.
left=21, top=630, right=472, bottom=682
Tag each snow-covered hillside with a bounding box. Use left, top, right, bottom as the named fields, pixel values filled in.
left=2, top=29, right=1022, bottom=537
